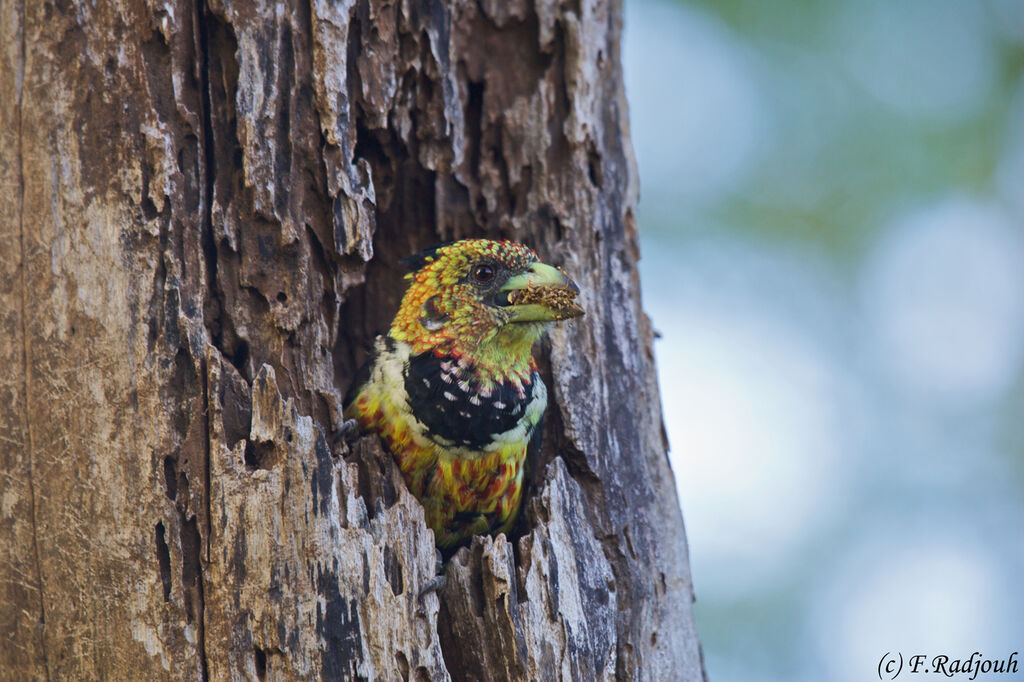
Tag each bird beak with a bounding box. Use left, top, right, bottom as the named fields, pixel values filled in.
left=498, top=262, right=585, bottom=322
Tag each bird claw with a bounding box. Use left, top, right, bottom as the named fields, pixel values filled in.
left=332, top=418, right=360, bottom=449
left=415, top=550, right=446, bottom=616
left=415, top=575, right=447, bottom=616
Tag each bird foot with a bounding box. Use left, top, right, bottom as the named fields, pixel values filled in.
left=415, top=550, right=446, bottom=616
left=332, top=418, right=360, bottom=450
left=416, top=575, right=447, bottom=616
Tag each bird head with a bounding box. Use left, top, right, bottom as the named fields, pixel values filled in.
left=389, top=239, right=583, bottom=380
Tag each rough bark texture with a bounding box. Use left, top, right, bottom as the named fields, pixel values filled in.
left=0, top=0, right=703, bottom=680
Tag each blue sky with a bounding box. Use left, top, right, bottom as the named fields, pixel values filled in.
left=624, top=1, right=1024, bottom=679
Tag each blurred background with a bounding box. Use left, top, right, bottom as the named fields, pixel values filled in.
left=622, top=1, right=1024, bottom=680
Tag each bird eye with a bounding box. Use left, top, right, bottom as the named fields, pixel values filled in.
left=472, top=264, right=495, bottom=283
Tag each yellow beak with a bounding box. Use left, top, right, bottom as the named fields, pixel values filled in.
left=499, top=263, right=584, bottom=323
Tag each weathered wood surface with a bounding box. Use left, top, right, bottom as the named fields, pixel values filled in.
left=0, top=0, right=703, bottom=679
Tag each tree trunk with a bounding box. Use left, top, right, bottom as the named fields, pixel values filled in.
left=1, top=0, right=703, bottom=679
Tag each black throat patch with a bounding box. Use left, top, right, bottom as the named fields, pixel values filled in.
left=404, top=352, right=537, bottom=450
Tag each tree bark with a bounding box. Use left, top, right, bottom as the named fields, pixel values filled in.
left=0, top=0, right=704, bottom=680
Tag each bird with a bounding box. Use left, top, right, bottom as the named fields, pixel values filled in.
left=344, top=238, right=583, bottom=552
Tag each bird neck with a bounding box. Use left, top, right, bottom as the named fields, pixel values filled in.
left=469, top=323, right=545, bottom=384
left=392, top=322, right=546, bottom=387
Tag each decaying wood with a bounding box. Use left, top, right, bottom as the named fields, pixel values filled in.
left=1, top=0, right=704, bottom=679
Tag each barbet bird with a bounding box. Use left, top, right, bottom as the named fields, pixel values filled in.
left=344, top=239, right=584, bottom=551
